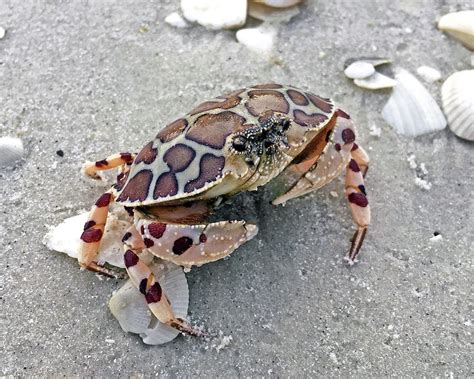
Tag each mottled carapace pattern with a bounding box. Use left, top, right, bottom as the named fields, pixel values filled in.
left=116, top=84, right=335, bottom=206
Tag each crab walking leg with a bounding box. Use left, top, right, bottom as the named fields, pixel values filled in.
left=78, top=189, right=118, bottom=277
left=81, top=152, right=135, bottom=179
left=123, top=249, right=203, bottom=336
left=350, top=143, right=370, bottom=178
left=344, top=156, right=371, bottom=265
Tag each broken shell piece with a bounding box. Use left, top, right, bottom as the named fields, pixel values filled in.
left=344, top=61, right=375, bottom=79
left=354, top=72, right=397, bottom=90
left=0, top=137, right=24, bottom=167
left=109, top=261, right=189, bottom=345
left=382, top=69, right=447, bottom=136
left=236, top=24, right=277, bottom=54
left=247, top=1, right=300, bottom=23
left=344, top=57, right=391, bottom=69
left=438, top=11, right=474, bottom=51
left=252, top=0, right=302, bottom=8
left=165, top=12, right=189, bottom=28
left=417, top=66, right=442, bottom=83
left=0, top=27, right=5, bottom=39
left=441, top=70, right=474, bottom=141
left=43, top=211, right=131, bottom=268
left=181, top=0, right=247, bottom=30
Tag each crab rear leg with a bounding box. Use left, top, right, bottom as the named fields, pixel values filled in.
left=82, top=152, right=135, bottom=179
left=272, top=111, right=371, bottom=263
left=123, top=248, right=204, bottom=336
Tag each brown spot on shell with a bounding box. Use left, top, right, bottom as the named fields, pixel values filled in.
left=163, top=144, right=196, bottom=172
left=293, top=109, right=328, bottom=127
left=252, top=83, right=283, bottom=89
left=186, top=111, right=247, bottom=149
left=306, top=93, right=333, bottom=113
left=157, top=118, right=188, bottom=143
left=114, top=171, right=129, bottom=191
left=134, top=141, right=157, bottom=165
left=117, top=169, right=153, bottom=203
left=189, top=90, right=243, bottom=116
left=246, top=90, right=290, bottom=117
left=153, top=172, right=178, bottom=199
left=287, top=89, right=309, bottom=106
left=184, top=153, right=225, bottom=193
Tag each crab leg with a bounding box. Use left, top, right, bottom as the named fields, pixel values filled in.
left=78, top=189, right=118, bottom=277
left=272, top=111, right=371, bottom=263
left=82, top=152, right=135, bottom=179
left=123, top=248, right=203, bottom=336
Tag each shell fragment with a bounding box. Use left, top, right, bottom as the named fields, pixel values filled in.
left=441, top=70, right=474, bottom=141
left=382, top=69, right=447, bottom=136
left=354, top=72, right=397, bottom=90
left=181, top=0, right=247, bottom=30
left=0, top=137, right=24, bottom=168
left=236, top=24, right=277, bottom=54
left=344, top=61, right=376, bottom=79
left=438, top=11, right=474, bottom=51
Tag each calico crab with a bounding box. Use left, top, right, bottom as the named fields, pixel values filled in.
left=79, top=83, right=371, bottom=336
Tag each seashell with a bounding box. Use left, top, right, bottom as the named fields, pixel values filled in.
left=181, top=0, right=247, bottom=30
left=382, top=69, right=447, bottom=136
left=438, top=11, right=474, bottom=51
left=165, top=12, right=189, bottom=28
left=417, top=65, right=442, bottom=83
left=43, top=211, right=130, bottom=268
left=344, top=56, right=391, bottom=69
left=344, top=61, right=375, bottom=79
left=109, top=261, right=189, bottom=345
left=236, top=23, right=277, bottom=54
left=247, top=1, right=300, bottom=23
left=251, top=0, right=302, bottom=8
left=441, top=70, right=474, bottom=141
left=0, top=137, right=24, bottom=167
left=354, top=72, right=397, bottom=90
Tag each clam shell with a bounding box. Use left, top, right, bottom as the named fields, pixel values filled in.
left=109, top=260, right=189, bottom=345
left=0, top=137, right=24, bottom=167
left=441, top=70, right=474, bottom=141
left=354, top=72, right=397, bottom=90
left=438, top=11, right=474, bottom=51
left=251, top=0, right=302, bottom=8
left=248, top=1, right=300, bottom=22
left=181, top=0, right=247, bottom=30
left=344, top=61, right=375, bottom=79
left=344, top=56, right=391, bottom=69
left=382, top=69, right=447, bottom=136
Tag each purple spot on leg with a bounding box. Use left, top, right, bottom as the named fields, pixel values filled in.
left=358, top=185, right=367, bottom=195
left=124, top=249, right=139, bottom=268
left=172, top=237, right=193, bottom=255
left=121, top=232, right=132, bottom=243
left=145, top=282, right=162, bottom=303
left=83, top=220, right=96, bottom=230
left=80, top=228, right=102, bottom=243
left=349, top=159, right=360, bottom=172
left=95, top=193, right=112, bottom=207
left=144, top=238, right=154, bottom=248
left=335, top=143, right=341, bottom=152
left=348, top=192, right=368, bottom=207
left=120, top=152, right=133, bottom=163
left=95, top=159, right=108, bottom=168
left=139, top=278, right=147, bottom=295
left=351, top=142, right=359, bottom=151
left=342, top=128, right=355, bottom=144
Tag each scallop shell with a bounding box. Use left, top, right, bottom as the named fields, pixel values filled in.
left=354, top=72, right=397, bottom=90
left=441, top=70, right=474, bottom=141
left=438, top=11, right=474, bottom=51
left=382, top=69, right=447, bottom=136
left=252, top=0, right=301, bottom=8
left=0, top=137, right=24, bottom=167
left=109, top=260, right=189, bottom=345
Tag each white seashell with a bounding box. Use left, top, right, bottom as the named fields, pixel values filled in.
left=344, top=61, right=375, bottom=79
left=236, top=24, right=277, bottom=54
left=109, top=261, right=189, bottom=345
left=382, top=69, right=447, bottom=136
left=248, top=1, right=300, bottom=23
left=438, top=11, right=474, bottom=51
left=441, top=70, right=474, bottom=141
left=165, top=12, right=189, bottom=28
left=344, top=56, right=391, bottom=68
left=417, top=66, right=442, bottom=83
left=354, top=72, right=397, bottom=90
left=0, top=137, right=24, bottom=167
left=0, top=27, right=5, bottom=40
left=181, top=0, right=247, bottom=30
left=43, top=211, right=130, bottom=267
left=252, top=0, right=302, bottom=8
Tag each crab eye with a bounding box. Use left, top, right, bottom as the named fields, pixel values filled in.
left=232, top=135, right=247, bottom=152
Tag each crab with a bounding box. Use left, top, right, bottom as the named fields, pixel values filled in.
left=78, top=83, right=371, bottom=336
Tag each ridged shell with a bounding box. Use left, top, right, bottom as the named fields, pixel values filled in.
left=109, top=260, right=189, bottom=345
left=438, top=11, right=474, bottom=51
left=441, top=70, right=474, bottom=141
left=382, top=69, right=447, bottom=136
